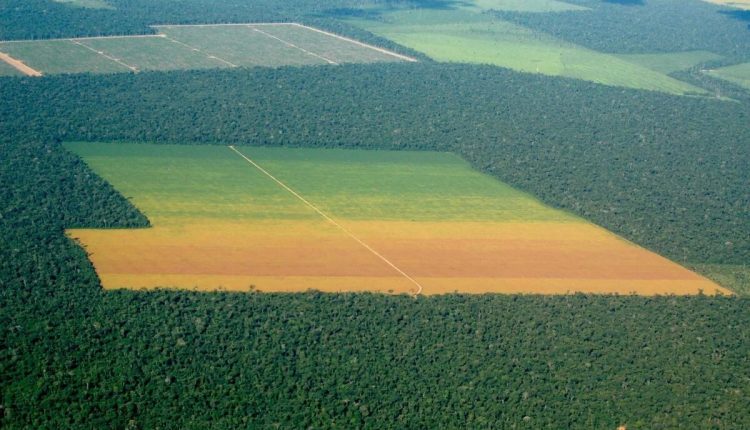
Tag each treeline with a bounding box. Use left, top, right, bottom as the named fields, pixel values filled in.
left=1, top=63, right=747, bottom=265
left=0, top=0, right=394, bottom=40
left=2, top=32, right=750, bottom=430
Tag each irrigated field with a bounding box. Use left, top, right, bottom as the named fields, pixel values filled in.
left=65, top=143, right=726, bottom=296
left=0, top=24, right=413, bottom=76
left=348, top=9, right=707, bottom=95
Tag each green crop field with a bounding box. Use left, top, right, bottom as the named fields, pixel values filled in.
left=53, top=0, right=113, bottom=9
left=0, top=40, right=129, bottom=74
left=155, top=25, right=328, bottom=67
left=65, top=142, right=568, bottom=223
left=254, top=25, right=404, bottom=64
left=466, top=0, right=589, bottom=12
left=78, top=36, right=231, bottom=71
left=348, top=9, right=707, bottom=95
left=618, top=50, right=723, bottom=74
left=707, top=62, right=750, bottom=90
left=0, top=59, right=23, bottom=76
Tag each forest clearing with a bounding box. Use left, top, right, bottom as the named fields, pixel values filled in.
left=65, top=142, right=726, bottom=295
left=0, top=23, right=410, bottom=76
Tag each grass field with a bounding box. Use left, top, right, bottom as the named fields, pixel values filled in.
left=706, top=62, right=750, bottom=90
left=348, top=9, right=707, bottom=95
left=78, top=36, right=231, bottom=71
left=53, top=0, right=113, bottom=9
left=465, top=0, right=589, bottom=12
left=0, top=40, right=130, bottom=74
left=618, top=51, right=723, bottom=74
left=0, top=24, right=410, bottom=76
left=65, top=143, right=726, bottom=296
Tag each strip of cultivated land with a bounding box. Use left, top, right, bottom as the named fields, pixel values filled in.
left=65, top=143, right=727, bottom=296
left=0, top=24, right=413, bottom=76
left=348, top=9, right=709, bottom=95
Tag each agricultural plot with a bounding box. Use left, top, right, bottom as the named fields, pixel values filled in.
left=0, top=40, right=129, bottom=74
left=466, top=0, right=589, bottom=12
left=65, top=143, right=726, bottom=296
left=618, top=51, right=723, bottom=74
left=0, top=24, right=412, bottom=76
left=348, top=9, right=707, bottom=95
left=78, top=36, right=231, bottom=71
left=706, top=62, right=750, bottom=90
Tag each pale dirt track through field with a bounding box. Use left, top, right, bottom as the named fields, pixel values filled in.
left=158, top=34, right=238, bottom=67
left=228, top=145, right=425, bottom=295
left=251, top=27, right=338, bottom=65
left=0, top=52, right=42, bottom=76
left=69, top=39, right=139, bottom=72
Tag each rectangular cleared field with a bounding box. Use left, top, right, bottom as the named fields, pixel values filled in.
left=65, top=143, right=727, bottom=296
left=348, top=9, right=707, bottom=95
left=0, top=23, right=414, bottom=76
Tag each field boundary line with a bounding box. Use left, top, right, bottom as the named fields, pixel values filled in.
left=0, top=34, right=165, bottom=43
left=0, top=51, right=42, bottom=76
left=228, top=145, right=424, bottom=296
left=69, top=39, right=139, bottom=72
left=159, top=34, right=238, bottom=67
left=291, top=23, right=419, bottom=63
left=250, top=27, right=338, bottom=65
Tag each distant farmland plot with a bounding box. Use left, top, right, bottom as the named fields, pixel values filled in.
left=65, top=143, right=726, bottom=296
left=0, top=40, right=130, bottom=74
left=707, top=62, right=750, bottom=90
left=78, top=36, right=231, bottom=71
left=348, top=9, right=707, bottom=95
left=0, top=24, right=413, bottom=76
left=618, top=51, right=723, bottom=74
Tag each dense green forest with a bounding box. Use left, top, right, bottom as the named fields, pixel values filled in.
left=2, top=0, right=750, bottom=427
left=1, top=62, right=749, bottom=427
left=496, top=0, right=750, bottom=59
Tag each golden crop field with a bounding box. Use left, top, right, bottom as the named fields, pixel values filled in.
left=66, top=143, right=727, bottom=295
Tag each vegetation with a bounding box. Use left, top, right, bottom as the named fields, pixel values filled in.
left=1, top=0, right=749, bottom=427
left=348, top=8, right=706, bottom=94
left=617, top=50, right=724, bottom=75
left=0, top=59, right=22, bottom=76
left=0, top=40, right=130, bottom=74
left=495, top=0, right=750, bottom=58
left=707, top=62, right=750, bottom=90
left=1, top=63, right=746, bottom=266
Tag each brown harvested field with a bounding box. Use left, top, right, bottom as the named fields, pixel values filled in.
left=65, top=143, right=728, bottom=296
